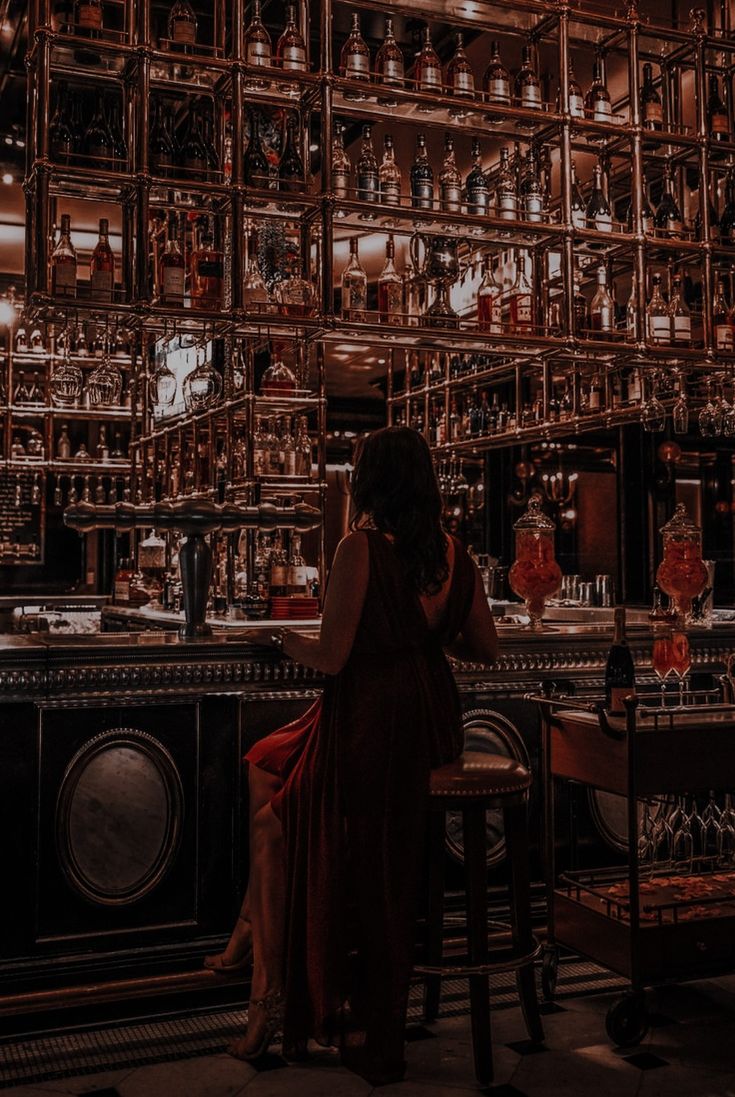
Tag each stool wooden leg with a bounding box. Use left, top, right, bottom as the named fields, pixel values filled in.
left=424, top=808, right=446, bottom=1023
left=464, top=803, right=493, bottom=1086
left=504, top=799, right=544, bottom=1045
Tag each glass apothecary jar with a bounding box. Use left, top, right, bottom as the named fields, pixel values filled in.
left=656, top=503, right=708, bottom=622
left=508, top=495, right=563, bottom=631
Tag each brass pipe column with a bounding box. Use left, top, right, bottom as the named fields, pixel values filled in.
left=627, top=4, right=646, bottom=346
left=693, top=13, right=714, bottom=354
left=558, top=7, right=576, bottom=344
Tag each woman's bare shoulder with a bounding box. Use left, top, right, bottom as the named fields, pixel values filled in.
left=334, top=529, right=371, bottom=561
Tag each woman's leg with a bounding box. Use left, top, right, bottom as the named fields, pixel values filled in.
left=205, top=764, right=282, bottom=972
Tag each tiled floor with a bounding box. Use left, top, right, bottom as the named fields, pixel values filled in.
left=3, top=977, right=735, bottom=1097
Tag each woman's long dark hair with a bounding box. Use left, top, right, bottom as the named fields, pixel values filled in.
left=350, top=426, right=449, bottom=595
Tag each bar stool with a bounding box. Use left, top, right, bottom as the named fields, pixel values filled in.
left=415, top=752, right=543, bottom=1086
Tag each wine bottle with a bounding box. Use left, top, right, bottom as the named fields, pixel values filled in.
left=51, top=214, right=77, bottom=299
left=567, top=61, right=585, bottom=118
left=708, top=74, right=729, bottom=142
left=376, top=17, right=404, bottom=88
left=276, top=5, right=307, bottom=72
left=150, top=100, right=176, bottom=176
left=279, top=111, right=305, bottom=192
left=646, top=273, right=670, bottom=344
left=520, top=146, right=543, bottom=222
left=654, top=166, right=682, bottom=236
left=414, top=26, right=441, bottom=94
left=585, top=57, right=612, bottom=122
left=340, top=12, right=370, bottom=81
left=90, top=217, right=115, bottom=302
left=514, top=44, right=541, bottom=109
left=668, top=273, right=691, bottom=346
left=605, top=606, right=635, bottom=714
left=378, top=237, right=403, bottom=324
left=446, top=31, right=474, bottom=99
left=509, top=250, right=534, bottom=335
left=243, top=109, right=271, bottom=188
left=168, top=0, right=197, bottom=50
left=640, top=62, right=663, bottom=130
left=713, top=278, right=733, bottom=351
left=410, top=132, right=434, bottom=209
left=159, top=218, right=186, bottom=306
left=356, top=123, right=379, bottom=203
left=190, top=221, right=223, bottom=310
left=106, top=95, right=128, bottom=171
left=477, top=256, right=502, bottom=334
left=585, top=163, right=612, bottom=234
left=496, top=146, right=518, bottom=220
left=379, top=133, right=401, bottom=205
left=482, top=40, right=510, bottom=106
left=244, top=0, right=272, bottom=84
left=341, top=236, right=368, bottom=321
left=83, top=97, right=113, bottom=166
left=180, top=101, right=207, bottom=173
left=465, top=138, right=489, bottom=216
left=720, top=170, right=735, bottom=245
left=589, top=265, right=615, bottom=333
left=439, top=133, right=462, bottom=213
left=331, top=122, right=351, bottom=198
left=50, top=82, right=74, bottom=164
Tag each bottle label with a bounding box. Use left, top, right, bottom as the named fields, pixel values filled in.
left=91, top=269, right=113, bottom=299
left=515, top=297, right=532, bottom=323
left=172, top=18, right=196, bottom=44
left=569, top=92, right=585, bottom=117
left=53, top=260, right=77, bottom=295
left=345, top=280, right=367, bottom=313
left=594, top=99, right=612, bottom=121
left=357, top=173, right=378, bottom=199
left=162, top=265, right=185, bottom=301
left=380, top=282, right=403, bottom=319
left=498, top=191, right=517, bottom=219
left=588, top=390, right=601, bottom=411
left=441, top=184, right=462, bottom=210
left=419, top=64, right=441, bottom=89
left=467, top=188, right=489, bottom=215
left=572, top=207, right=586, bottom=229
left=592, top=304, right=614, bottom=331
left=382, top=59, right=404, bottom=82
left=521, top=85, right=542, bottom=107
left=77, top=2, right=102, bottom=29
left=196, top=258, right=224, bottom=278
left=644, top=101, right=663, bottom=124
left=487, top=77, right=510, bottom=103
left=247, top=40, right=271, bottom=64
left=712, top=112, right=729, bottom=135
left=284, top=450, right=297, bottom=478
left=288, top=564, right=308, bottom=590
left=594, top=212, right=613, bottom=232
left=673, top=316, right=691, bottom=340
left=380, top=180, right=400, bottom=204
left=648, top=315, right=671, bottom=340
left=345, top=53, right=369, bottom=76
left=271, top=565, right=287, bottom=588
left=453, top=71, right=474, bottom=93
left=332, top=168, right=350, bottom=197
left=282, top=45, right=306, bottom=69
left=524, top=194, right=543, bottom=220
left=412, top=182, right=433, bottom=205
left=114, top=579, right=130, bottom=602
left=716, top=323, right=734, bottom=350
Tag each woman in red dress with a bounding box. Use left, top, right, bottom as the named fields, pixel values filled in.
left=221, top=427, right=498, bottom=1083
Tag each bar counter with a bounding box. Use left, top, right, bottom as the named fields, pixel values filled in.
left=2, top=618, right=734, bottom=1024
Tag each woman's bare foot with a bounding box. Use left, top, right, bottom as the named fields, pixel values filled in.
left=204, top=916, right=253, bottom=977
left=229, top=990, right=284, bottom=1061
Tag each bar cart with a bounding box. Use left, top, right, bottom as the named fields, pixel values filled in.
left=534, top=689, right=735, bottom=1047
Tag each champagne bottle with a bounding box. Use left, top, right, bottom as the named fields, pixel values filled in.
left=514, top=44, right=541, bottom=109
left=708, top=74, right=730, bottom=142
left=243, top=109, right=271, bottom=189
left=356, top=123, right=379, bottom=203
left=465, top=138, right=489, bottom=216
left=605, top=606, right=635, bottom=714
left=279, top=111, right=305, bottom=192
left=585, top=163, right=612, bottom=234
left=640, top=62, right=663, bottom=130
left=585, top=57, right=612, bottom=122
left=589, top=265, right=615, bottom=333
left=654, top=166, right=682, bottom=236
left=331, top=122, right=351, bottom=198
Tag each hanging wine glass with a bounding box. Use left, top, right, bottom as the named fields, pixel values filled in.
left=641, top=372, right=666, bottom=432
left=182, top=344, right=223, bottom=411
left=149, top=351, right=177, bottom=409
left=88, top=353, right=123, bottom=407
left=672, top=393, right=689, bottom=434
left=723, top=381, right=735, bottom=437
left=49, top=333, right=83, bottom=408
left=698, top=379, right=718, bottom=438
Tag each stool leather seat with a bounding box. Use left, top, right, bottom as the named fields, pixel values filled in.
left=430, top=752, right=531, bottom=797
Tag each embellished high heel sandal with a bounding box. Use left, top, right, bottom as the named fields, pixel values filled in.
left=229, top=989, right=285, bottom=1061
left=203, top=916, right=253, bottom=978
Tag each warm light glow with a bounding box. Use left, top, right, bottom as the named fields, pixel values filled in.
left=0, top=298, right=16, bottom=326
left=2, top=173, right=13, bottom=185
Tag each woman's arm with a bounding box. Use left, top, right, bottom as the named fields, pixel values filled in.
left=445, top=560, right=499, bottom=665
left=282, top=531, right=369, bottom=675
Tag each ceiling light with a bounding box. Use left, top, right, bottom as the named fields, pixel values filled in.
left=2, top=173, right=13, bottom=185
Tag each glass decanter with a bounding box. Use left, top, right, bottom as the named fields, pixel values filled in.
left=260, top=344, right=297, bottom=396
left=656, top=502, right=709, bottom=623
left=274, top=250, right=317, bottom=318
left=49, top=341, right=83, bottom=408
left=87, top=354, right=123, bottom=407
left=508, top=495, right=563, bottom=631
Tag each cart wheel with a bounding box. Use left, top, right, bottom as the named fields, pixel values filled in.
left=605, top=992, right=649, bottom=1048
left=541, top=946, right=559, bottom=1002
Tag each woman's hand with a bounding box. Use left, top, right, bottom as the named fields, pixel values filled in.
left=242, top=628, right=286, bottom=649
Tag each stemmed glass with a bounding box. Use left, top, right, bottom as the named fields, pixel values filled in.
left=672, top=370, right=689, bottom=435
left=671, top=795, right=694, bottom=872
left=717, top=794, right=735, bottom=866
left=699, top=379, right=722, bottom=438
left=670, top=629, right=692, bottom=708
left=641, top=372, right=666, bottom=432
left=652, top=627, right=675, bottom=707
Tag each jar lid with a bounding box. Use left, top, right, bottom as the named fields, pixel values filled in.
left=660, top=501, right=701, bottom=537
left=513, top=494, right=556, bottom=532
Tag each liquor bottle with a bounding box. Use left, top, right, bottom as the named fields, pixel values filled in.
left=520, top=147, right=543, bottom=222
left=295, top=416, right=312, bottom=477
left=57, top=424, right=72, bottom=460
left=75, top=0, right=102, bottom=37
left=646, top=273, right=670, bottom=343
left=571, top=261, right=587, bottom=331
left=640, top=62, right=663, bottom=130
left=379, top=133, right=401, bottom=205
left=168, top=0, right=197, bottom=50
left=446, top=31, right=474, bottom=99
left=276, top=5, right=307, bottom=72
left=243, top=109, right=271, bottom=188
left=49, top=82, right=73, bottom=164
left=270, top=536, right=289, bottom=597
left=243, top=231, right=270, bottom=309
left=626, top=273, right=638, bottom=339
left=720, top=171, right=735, bottom=245
left=589, top=265, right=615, bottom=333
left=713, top=278, right=733, bottom=351
left=341, top=12, right=370, bottom=81
left=668, top=273, right=691, bottom=346
left=708, top=74, right=729, bottom=142
left=90, top=217, right=115, bottom=302
left=111, top=430, right=126, bottom=458
left=279, top=112, right=304, bottom=191
left=106, top=96, right=128, bottom=170
left=378, top=237, right=403, bottom=324
left=356, top=123, right=379, bottom=203
left=159, top=218, right=186, bottom=306
left=51, top=214, right=77, bottom=299
left=570, top=160, right=586, bottom=229
left=509, top=250, right=534, bottom=335
left=341, top=236, right=368, bottom=321
left=640, top=170, right=655, bottom=234
left=439, top=134, right=462, bottom=213
left=465, top=138, right=489, bottom=216
left=96, top=424, right=110, bottom=461
left=605, top=606, right=635, bottom=714
left=482, top=40, right=510, bottom=106
left=200, top=104, right=219, bottom=178
left=514, top=44, right=541, bottom=109
left=567, top=61, right=585, bottom=118
left=414, top=26, right=441, bottom=94
left=180, top=102, right=207, bottom=173
left=586, top=163, right=612, bottom=233
left=654, top=166, right=682, bottom=235
left=83, top=98, right=112, bottom=165
left=330, top=122, right=351, bottom=200
left=150, top=100, right=176, bottom=175
left=244, top=0, right=272, bottom=83
left=496, top=146, right=518, bottom=220
left=287, top=535, right=309, bottom=595
left=410, top=132, right=434, bottom=209
left=477, top=256, right=502, bottom=334
left=375, top=17, right=404, bottom=88
left=585, top=57, right=612, bottom=122
left=274, top=250, right=317, bottom=317
left=190, top=221, right=223, bottom=310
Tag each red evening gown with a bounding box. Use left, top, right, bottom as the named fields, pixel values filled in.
left=245, top=530, right=476, bottom=1071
